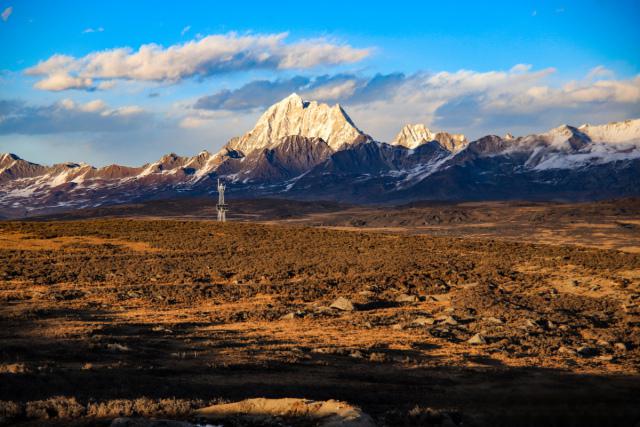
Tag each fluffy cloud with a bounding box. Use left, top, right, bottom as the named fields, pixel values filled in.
left=0, top=98, right=150, bottom=134
left=430, top=70, right=640, bottom=133
left=33, top=73, right=94, bottom=91
left=190, top=64, right=640, bottom=141
left=193, top=73, right=405, bottom=111
left=1, top=6, right=12, bottom=22
left=194, top=76, right=310, bottom=111
left=25, top=32, right=371, bottom=91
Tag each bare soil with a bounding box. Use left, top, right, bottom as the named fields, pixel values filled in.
left=1, top=200, right=639, bottom=426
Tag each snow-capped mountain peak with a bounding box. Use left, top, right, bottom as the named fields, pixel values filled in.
left=225, top=93, right=371, bottom=154
left=391, top=124, right=467, bottom=152
left=578, top=118, right=640, bottom=143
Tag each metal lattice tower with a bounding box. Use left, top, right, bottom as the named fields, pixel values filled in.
left=216, top=178, right=228, bottom=222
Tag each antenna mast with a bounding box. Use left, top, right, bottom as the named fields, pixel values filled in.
left=216, top=178, right=228, bottom=222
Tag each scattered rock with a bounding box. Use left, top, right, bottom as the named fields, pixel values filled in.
left=558, top=346, right=576, bottom=356
left=545, top=320, right=556, bottom=330
left=330, top=297, right=354, bottom=312
left=106, top=343, right=130, bottom=352
left=280, top=312, right=296, bottom=320
left=467, top=333, right=486, bottom=345
left=614, top=342, right=628, bottom=352
left=369, top=352, right=387, bottom=363
left=485, top=317, right=504, bottom=325
left=396, top=293, right=419, bottom=303
left=576, top=346, right=597, bottom=357
left=438, top=316, right=458, bottom=326
left=349, top=350, right=364, bottom=359
left=412, top=316, right=435, bottom=326
left=313, top=306, right=334, bottom=316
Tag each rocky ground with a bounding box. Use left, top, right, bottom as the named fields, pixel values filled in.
left=0, top=209, right=639, bottom=426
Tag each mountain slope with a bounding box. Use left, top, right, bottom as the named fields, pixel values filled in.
left=1, top=94, right=639, bottom=217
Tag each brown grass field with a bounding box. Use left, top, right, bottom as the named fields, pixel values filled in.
left=0, top=199, right=639, bottom=426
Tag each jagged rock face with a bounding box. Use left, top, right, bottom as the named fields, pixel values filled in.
left=241, top=136, right=334, bottom=182
left=216, top=135, right=334, bottom=183
left=85, top=165, right=141, bottom=180
left=0, top=153, right=48, bottom=183
left=391, top=124, right=467, bottom=152
left=307, top=140, right=451, bottom=177
left=226, top=93, right=371, bottom=153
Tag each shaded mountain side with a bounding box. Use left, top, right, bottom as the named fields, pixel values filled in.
left=215, top=135, right=334, bottom=183
left=392, top=158, right=640, bottom=202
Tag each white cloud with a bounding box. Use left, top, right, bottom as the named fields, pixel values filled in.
left=180, top=25, right=191, bottom=36
left=0, top=98, right=150, bottom=134
left=510, top=64, right=532, bottom=73
left=83, top=27, right=104, bottom=34
left=1, top=6, right=12, bottom=22
left=179, top=116, right=208, bottom=129
left=106, top=105, right=145, bottom=116
left=193, top=73, right=405, bottom=111
left=79, top=99, right=107, bottom=112
left=25, top=32, right=371, bottom=91
left=304, top=79, right=358, bottom=101
left=187, top=65, right=639, bottom=141
left=33, top=73, right=94, bottom=91
left=96, top=80, right=117, bottom=90
left=345, top=67, right=640, bottom=141
left=585, top=65, right=615, bottom=80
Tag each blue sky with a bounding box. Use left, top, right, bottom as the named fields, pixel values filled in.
left=1, top=0, right=639, bottom=165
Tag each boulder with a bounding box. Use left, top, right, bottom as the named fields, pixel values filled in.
left=412, top=316, right=435, bottom=326
left=467, top=333, right=486, bottom=345
left=330, top=297, right=354, bottom=312
left=396, top=293, right=419, bottom=303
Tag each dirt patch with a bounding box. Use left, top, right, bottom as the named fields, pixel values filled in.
left=0, top=232, right=159, bottom=252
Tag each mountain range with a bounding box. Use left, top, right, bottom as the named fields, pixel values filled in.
left=1, top=93, right=639, bottom=217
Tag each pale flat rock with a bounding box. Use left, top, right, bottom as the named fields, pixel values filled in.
left=411, top=316, right=435, bottom=326
left=468, top=333, right=487, bottom=345
left=395, top=293, right=419, bottom=303
left=330, top=297, right=355, bottom=311
left=196, top=397, right=376, bottom=427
